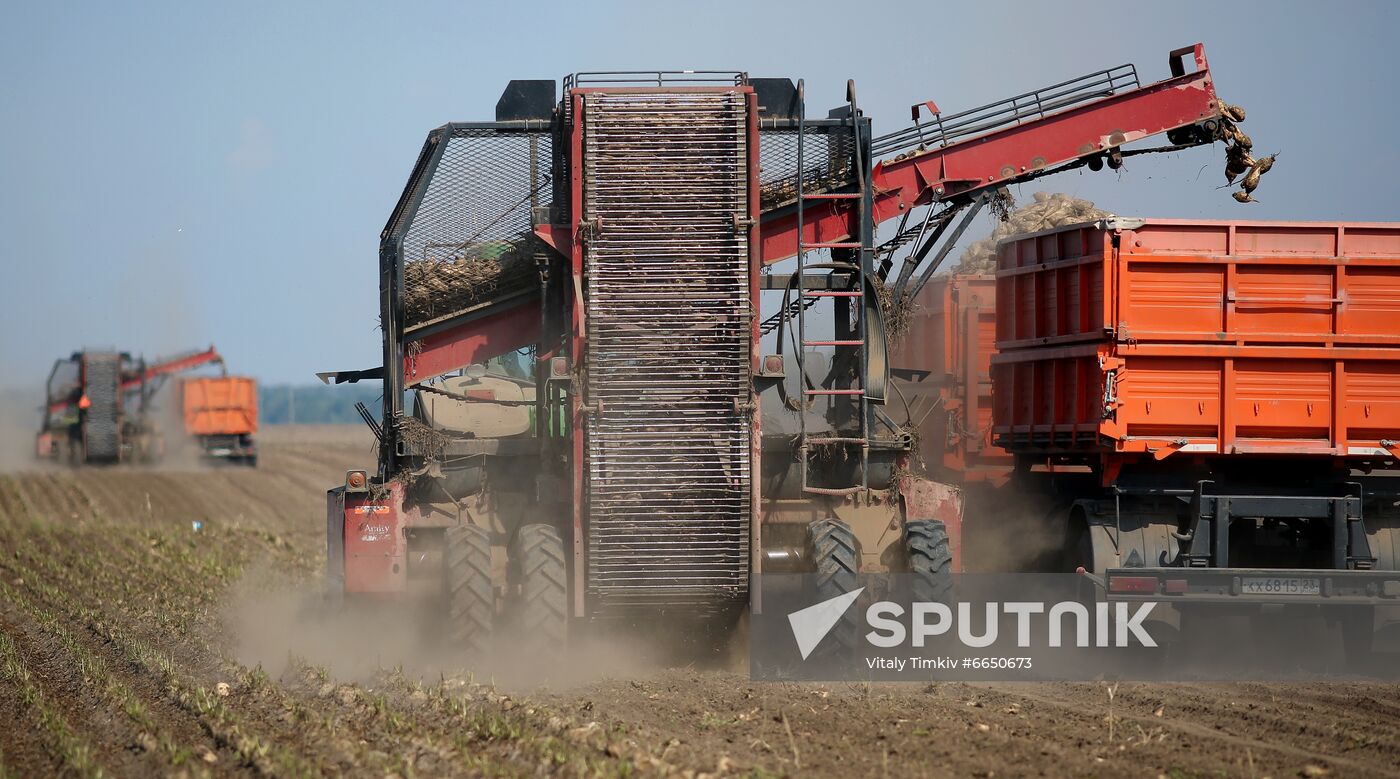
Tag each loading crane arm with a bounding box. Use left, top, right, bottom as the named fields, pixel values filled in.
left=130, top=347, right=225, bottom=388
left=44, top=347, right=225, bottom=416
left=758, top=44, right=1224, bottom=264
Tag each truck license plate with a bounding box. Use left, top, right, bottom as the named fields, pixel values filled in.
left=1242, top=577, right=1319, bottom=596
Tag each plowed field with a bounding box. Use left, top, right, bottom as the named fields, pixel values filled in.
left=1, top=427, right=1396, bottom=778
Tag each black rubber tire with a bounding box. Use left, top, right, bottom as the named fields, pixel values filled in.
left=1063, top=515, right=1096, bottom=573
left=512, top=524, right=568, bottom=648
left=905, top=520, right=953, bottom=604
left=805, top=518, right=862, bottom=657
left=444, top=524, right=494, bottom=654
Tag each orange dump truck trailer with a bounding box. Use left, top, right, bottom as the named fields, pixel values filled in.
left=894, top=275, right=1011, bottom=486
left=179, top=377, right=258, bottom=466
left=991, top=218, right=1400, bottom=658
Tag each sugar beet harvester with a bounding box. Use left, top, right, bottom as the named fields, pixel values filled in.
left=37, top=347, right=228, bottom=466
left=324, top=46, right=1232, bottom=646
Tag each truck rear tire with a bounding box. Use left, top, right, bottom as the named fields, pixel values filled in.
left=444, top=524, right=493, bottom=654
left=512, top=524, right=568, bottom=648
left=806, top=518, right=862, bottom=657
left=905, top=520, right=953, bottom=603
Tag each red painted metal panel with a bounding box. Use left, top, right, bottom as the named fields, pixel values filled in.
left=343, top=484, right=406, bottom=594
left=402, top=299, right=540, bottom=386
left=992, top=219, right=1400, bottom=462
left=899, top=476, right=965, bottom=572
left=746, top=90, right=764, bottom=614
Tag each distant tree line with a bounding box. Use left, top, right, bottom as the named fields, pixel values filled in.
left=258, top=383, right=385, bottom=425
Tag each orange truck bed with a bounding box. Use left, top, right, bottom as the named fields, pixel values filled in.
left=180, top=377, right=258, bottom=437
left=991, top=219, right=1400, bottom=461
left=894, top=275, right=1011, bottom=483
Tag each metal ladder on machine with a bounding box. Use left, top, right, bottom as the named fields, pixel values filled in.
left=794, top=79, right=875, bottom=497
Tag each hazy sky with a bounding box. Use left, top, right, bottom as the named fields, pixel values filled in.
left=2, top=0, right=1395, bottom=386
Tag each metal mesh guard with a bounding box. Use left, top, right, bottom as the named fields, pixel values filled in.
left=396, top=127, right=552, bottom=327
left=582, top=90, right=753, bottom=609
left=758, top=126, right=855, bottom=211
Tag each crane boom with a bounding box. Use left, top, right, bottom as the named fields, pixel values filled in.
left=128, top=347, right=224, bottom=388
left=758, top=44, right=1220, bottom=264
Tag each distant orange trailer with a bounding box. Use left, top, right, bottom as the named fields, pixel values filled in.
left=894, top=275, right=1011, bottom=485
left=989, top=219, right=1400, bottom=645
left=180, top=376, right=258, bottom=465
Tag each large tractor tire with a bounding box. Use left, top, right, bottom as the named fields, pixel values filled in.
left=444, top=524, right=493, bottom=654
left=512, top=524, right=568, bottom=649
left=805, top=518, right=862, bottom=657
left=905, top=520, right=953, bottom=604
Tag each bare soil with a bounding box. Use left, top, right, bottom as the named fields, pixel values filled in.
left=0, top=426, right=1396, bottom=778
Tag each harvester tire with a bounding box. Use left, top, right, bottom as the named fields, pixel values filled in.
left=806, top=518, right=862, bottom=657
left=444, top=524, right=493, bottom=654
left=513, top=524, right=568, bottom=648
left=905, top=520, right=953, bottom=604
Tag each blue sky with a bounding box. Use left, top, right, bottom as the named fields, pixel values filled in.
left=2, top=0, right=1395, bottom=386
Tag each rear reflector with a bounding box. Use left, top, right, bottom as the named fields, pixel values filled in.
left=1108, top=576, right=1158, bottom=594
left=1164, top=579, right=1188, bottom=595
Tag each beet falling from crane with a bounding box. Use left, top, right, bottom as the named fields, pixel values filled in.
left=1217, top=100, right=1276, bottom=202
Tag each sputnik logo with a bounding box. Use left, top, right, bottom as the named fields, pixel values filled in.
left=787, top=587, right=864, bottom=660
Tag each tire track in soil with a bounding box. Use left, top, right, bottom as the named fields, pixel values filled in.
left=970, top=682, right=1400, bottom=778
left=1, top=534, right=323, bottom=777
left=57, top=472, right=103, bottom=522
left=0, top=661, right=70, bottom=778
left=0, top=576, right=239, bottom=777
left=13, top=473, right=84, bottom=523
left=1112, top=681, right=1400, bottom=764
left=546, top=673, right=1217, bottom=778
left=4, top=517, right=619, bottom=778
left=3, top=506, right=449, bottom=775
left=0, top=595, right=150, bottom=777
left=0, top=475, right=35, bottom=522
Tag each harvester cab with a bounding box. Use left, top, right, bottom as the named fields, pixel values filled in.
left=325, top=45, right=1235, bottom=649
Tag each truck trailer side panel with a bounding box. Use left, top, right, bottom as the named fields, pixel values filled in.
left=181, top=377, right=258, bottom=437
left=992, top=220, right=1400, bottom=459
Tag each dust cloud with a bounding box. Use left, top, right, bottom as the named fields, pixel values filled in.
left=0, top=387, right=46, bottom=473
left=961, top=486, right=1066, bottom=573
left=221, top=566, right=724, bottom=695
